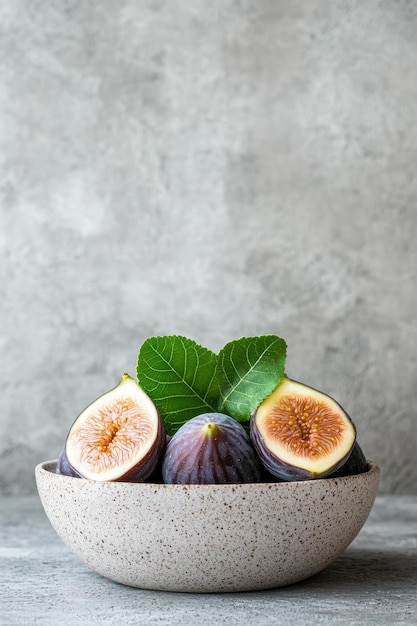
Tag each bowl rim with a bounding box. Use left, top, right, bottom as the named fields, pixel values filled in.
left=36, top=458, right=380, bottom=489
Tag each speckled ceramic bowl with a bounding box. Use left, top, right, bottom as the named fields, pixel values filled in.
left=35, top=460, right=380, bottom=593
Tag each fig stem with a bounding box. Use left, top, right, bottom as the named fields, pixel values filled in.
left=201, top=422, right=220, bottom=438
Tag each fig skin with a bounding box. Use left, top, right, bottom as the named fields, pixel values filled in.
left=56, top=447, right=82, bottom=478
left=162, top=413, right=263, bottom=485
left=64, top=374, right=166, bottom=482
left=115, top=414, right=166, bottom=483
left=250, top=377, right=356, bottom=481
left=327, top=441, right=368, bottom=478
left=144, top=435, right=172, bottom=483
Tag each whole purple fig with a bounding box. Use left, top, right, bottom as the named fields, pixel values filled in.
left=162, top=413, right=262, bottom=484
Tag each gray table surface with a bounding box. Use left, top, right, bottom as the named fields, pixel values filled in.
left=1, top=494, right=416, bottom=626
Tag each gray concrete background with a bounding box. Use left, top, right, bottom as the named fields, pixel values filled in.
left=1, top=0, right=416, bottom=495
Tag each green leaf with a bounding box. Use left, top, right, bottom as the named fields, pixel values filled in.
left=216, top=335, right=287, bottom=422
left=137, top=335, right=219, bottom=435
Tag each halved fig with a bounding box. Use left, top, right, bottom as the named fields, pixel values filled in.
left=64, top=374, right=165, bottom=482
left=162, top=413, right=262, bottom=484
left=56, top=446, right=81, bottom=478
left=250, top=377, right=356, bottom=480
left=327, top=441, right=368, bottom=478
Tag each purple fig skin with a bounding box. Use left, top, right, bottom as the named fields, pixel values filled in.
left=143, top=435, right=173, bottom=483
left=144, top=464, right=164, bottom=484
left=115, top=415, right=166, bottom=482
left=162, top=413, right=263, bottom=485
left=250, top=414, right=355, bottom=481
left=56, top=447, right=82, bottom=478
left=327, top=441, right=368, bottom=478
left=258, top=465, right=284, bottom=483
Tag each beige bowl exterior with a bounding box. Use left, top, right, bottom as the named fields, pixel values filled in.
left=35, top=460, right=380, bottom=593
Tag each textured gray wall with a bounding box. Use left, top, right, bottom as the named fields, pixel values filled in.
left=1, top=0, right=416, bottom=495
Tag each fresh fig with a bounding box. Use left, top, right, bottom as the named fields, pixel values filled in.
left=250, top=377, right=356, bottom=481
left=162, top=413, right=262, bottom=484
left=64, top=373, right=165, bottom=482
left=327, top=441, right=368, bottom=478
left=56, top=446, right=81, bottom=477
